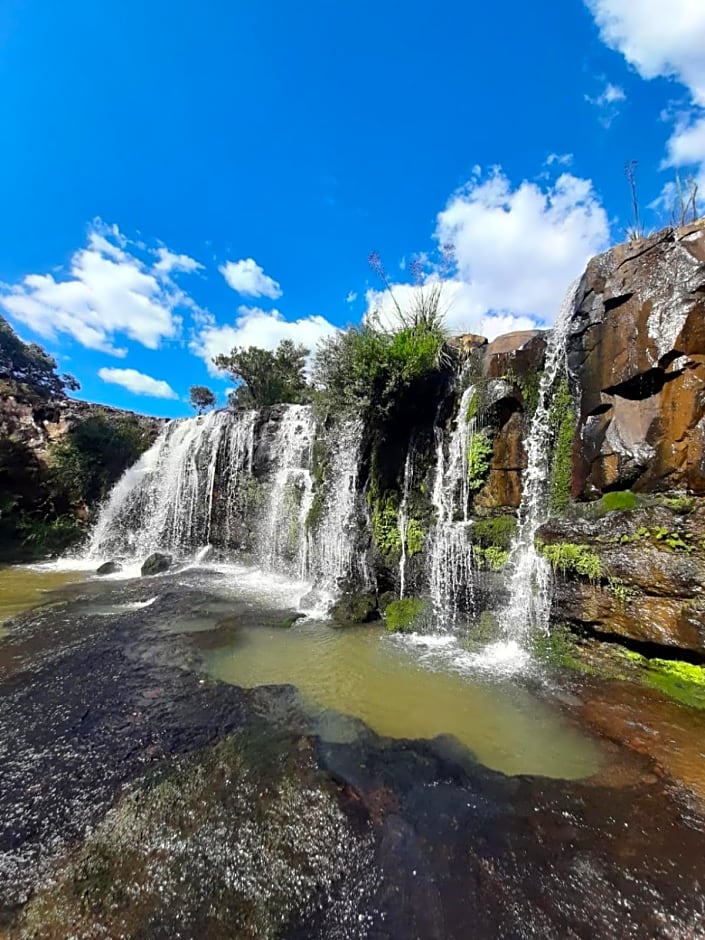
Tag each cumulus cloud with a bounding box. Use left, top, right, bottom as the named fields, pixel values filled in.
left=192, top=306, right=338, bottom=376
left=97, top=367, right=178, bottom=399
left=365, top=168, right=610, bottom=337
left=585, top=0, right=705, bottom=105
left=219, top=258, right=282, bottom=299
left=585, top=82, right=626, bottom=127
left=585, top=0, right=705, bottom=203
left=0, top=221, right=197, bottom=356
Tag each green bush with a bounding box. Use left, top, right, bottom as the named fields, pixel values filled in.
left=473, top=545, right=509, bottom=570
left=371, top=496, right=401, bottom=559
left=405, top=518, right=425, bottom=556
left=385, top=597, right=426, bottom=633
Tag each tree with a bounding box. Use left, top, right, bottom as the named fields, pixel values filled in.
left=213, top=339, right=310, bottom=409
left=0, top=315, right=79, bottom=401
left=189, top=385, right=216, bottom=414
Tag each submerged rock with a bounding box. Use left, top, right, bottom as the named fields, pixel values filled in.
left=96, top=560, right=122, bottom=576
left=141, top=552, right=172, bottom=577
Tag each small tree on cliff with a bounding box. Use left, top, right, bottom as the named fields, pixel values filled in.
left=189, top=385, right=217, bottom=414
left=0, top=315, right=79, bottom=401
left=213, top=339, right=310, bottom=408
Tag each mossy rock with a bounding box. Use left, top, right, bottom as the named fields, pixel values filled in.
left=384, top=597, right=427, bottom=633
left=330, top=592, right=379, bottom=624
left=141, top=552, right=172, bottom=577
left=473, top=514, right=516, bottom=550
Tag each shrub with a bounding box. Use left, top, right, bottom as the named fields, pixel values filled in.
left=405, top=518, right=425, bottom=556
left=215, top=339, right=310, bottom=409
left=473, top=515, right=516, bottom=550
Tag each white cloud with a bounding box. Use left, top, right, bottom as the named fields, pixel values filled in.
left=586, top=0, right=705, bottom=207
left=434, top=169, right=608, bottom=328
left=0, top=220, right=195, bottom=356
left=97, top=367, right=178, bottom=399
left=346, top=291, right=358, bottom=304
left=585, top=82, right=626, bottom=126
left=365, top=169, right=609, bottom=338
left=664, top=113, right=705, bottom=168
left=192, top=306, right=338, bottom=376
left=546, top=153, right=574, bottom=167
left=585, top=0, right=705, bottom=106
left=153, top=246, right=203, bottom=275
left=219, top=258, right=282, bottom=299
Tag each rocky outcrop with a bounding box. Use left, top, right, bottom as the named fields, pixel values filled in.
left=567, top=221, right=705, bottom=498
left=0, top=394, right=164, bottom=458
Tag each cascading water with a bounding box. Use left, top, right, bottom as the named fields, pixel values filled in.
left=428, top=384, right=477, bottom=626
left=257, top=405, right=316, bottom=578
left=85, top=410, right=239, bottom=561
left=499, top=281, right=579, bottom=642
left=398, top=442, right=415, bottom=599
left=306, top=419, right=369, bottom=593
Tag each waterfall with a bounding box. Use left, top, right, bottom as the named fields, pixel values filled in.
left=306, top=419, right=368, bottom=591
left=85, top=410, right=237, bottom=561
left=500, top=282, right=579, bottom=641
left=398, top=442, right=415, bottom=599
left=257, top=405, right=316, bottom=577
left=428, top=385, right=476, bottom=626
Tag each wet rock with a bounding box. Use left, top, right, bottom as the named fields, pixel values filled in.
left=96, top=560, right=122, bottom=576
left=330, top=591, right=379, bottom=624
left=568, top=221, right=705, bottom=497
left=540, top=500, right=705, bottom=655
left=141, top=552, right=172, bottom=577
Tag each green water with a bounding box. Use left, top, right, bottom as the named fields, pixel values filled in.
left=0, top=565, right=87, bottom=632
left=205, top=621, right=602, bottom=779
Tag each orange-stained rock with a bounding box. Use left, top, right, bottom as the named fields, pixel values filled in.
left=568, top=221, right=705, bottom=497
left=449, top=333, right=487, bottom=354
left=483, top=330, right=546, bottom=380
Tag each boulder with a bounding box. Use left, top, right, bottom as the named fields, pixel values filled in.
left=141, top=552, right=172, bottom=577
left=96, top=560, right=122, bottom=576
left=567, top=221, right=705, bottom=498
left=330, top=591, right=379, bottom=624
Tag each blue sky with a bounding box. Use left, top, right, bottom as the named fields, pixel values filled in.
left=1, top=0, right=704, bottom=417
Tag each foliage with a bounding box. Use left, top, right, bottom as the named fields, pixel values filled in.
left=466, top=391, right=480, bottom=422
left=384, top=597, right=426, bottom=633
left=473, top=545, right=509, bottom=571
left=48, top=415, right=151, bottom=506
left=467, top=431, right=493, bottom=492
left=659, top=495, right=695, bottom=514
left=472, top=514, right=516, bottom=550
left=0, top=314, right=79, bottom=402
left=538, top=541, right=602, bottom=580
left=548, top=378, right=575, bottom=514
left=215, top=339, right=310, bottom=409
left=371, top=495, right=401, bottom=559
left=607, top=576, right=637, bottom=604
left=189, top=385, right=216, bottom=414
left=405, top=518, right=424, bottom=556
left=313, top=321, right=448, bottom=419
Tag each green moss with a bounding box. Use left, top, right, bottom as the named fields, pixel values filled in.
left=658, top=495, right=695, bottom=513
left=533, top=625, right=593, bottom=673
left=625, top=652, right=705, bottom=709
left=600, top=490, right=638, bottom=512
left=519, top=369, right=543, bottom=417
left=371, top=495, right=401, bottom=559
left=384, top=597, right=426, bottom=633
left=538, top=541, right=602, bottom=580
left=405, top=518, right=424, bottom=556
left=548, top=378, right=575, bottom=514
left=473, top=545, right=509, bottom=570
left=467, top=431, right=494, bottom=493
left=473, top=514, right=516, bottom=550
left=466, top=391, right=480, bottom=422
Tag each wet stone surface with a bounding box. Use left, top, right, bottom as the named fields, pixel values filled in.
left=0, top=571, right=704, bottom=938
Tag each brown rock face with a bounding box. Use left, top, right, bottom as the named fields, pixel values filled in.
left=568, top=221, right=705, bottom=498
left=484, top=330, right=546, bottom=381
left=450, top=333, right=488, bottom=354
